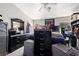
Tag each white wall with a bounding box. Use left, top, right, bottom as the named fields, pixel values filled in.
left=55, top=16, right=71, bottom=26
left=33, top=19, right=45, bottom=26
left=0, top=3, right=32, bottom=33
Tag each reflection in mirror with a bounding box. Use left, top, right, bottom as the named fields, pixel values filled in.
left=11, top=18, right=24, bottom=34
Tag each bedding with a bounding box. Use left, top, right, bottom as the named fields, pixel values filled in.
left=51, top=32, right=64, bottom=43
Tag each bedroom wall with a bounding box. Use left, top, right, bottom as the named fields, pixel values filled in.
left=55, top=16, right=71, bottom=26
left=0, top=3, right=32, bottom=33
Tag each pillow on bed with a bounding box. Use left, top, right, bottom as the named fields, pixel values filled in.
left=52, top=32, right=63, bottom=37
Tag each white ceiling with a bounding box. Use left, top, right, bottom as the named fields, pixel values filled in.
left=11, top=3, right=79, bottom=19
left=0, top=3, right=79, bottom=20
left=14, top=3, right=43, bottom=19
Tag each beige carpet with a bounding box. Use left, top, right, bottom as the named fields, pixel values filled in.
left=7, top=46, right=24, bottom=56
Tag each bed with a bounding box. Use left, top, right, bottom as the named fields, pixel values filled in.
left=51, top=32, right=64, bottom=43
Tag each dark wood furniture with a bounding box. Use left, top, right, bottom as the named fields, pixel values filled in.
left=34, top=29, right=52, bottom=56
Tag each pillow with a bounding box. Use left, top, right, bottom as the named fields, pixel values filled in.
left=52, top=32, right=63, bottom=37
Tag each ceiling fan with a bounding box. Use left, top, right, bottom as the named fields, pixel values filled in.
left=39, top=3, right=57, bottom=12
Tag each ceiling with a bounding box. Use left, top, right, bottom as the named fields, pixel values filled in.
left=13, top=3, right=79, bottom=19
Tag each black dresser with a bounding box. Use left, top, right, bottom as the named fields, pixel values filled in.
left=34, top=29, right=52, bottom=56
left=8, top=31, right=27, bottom=53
